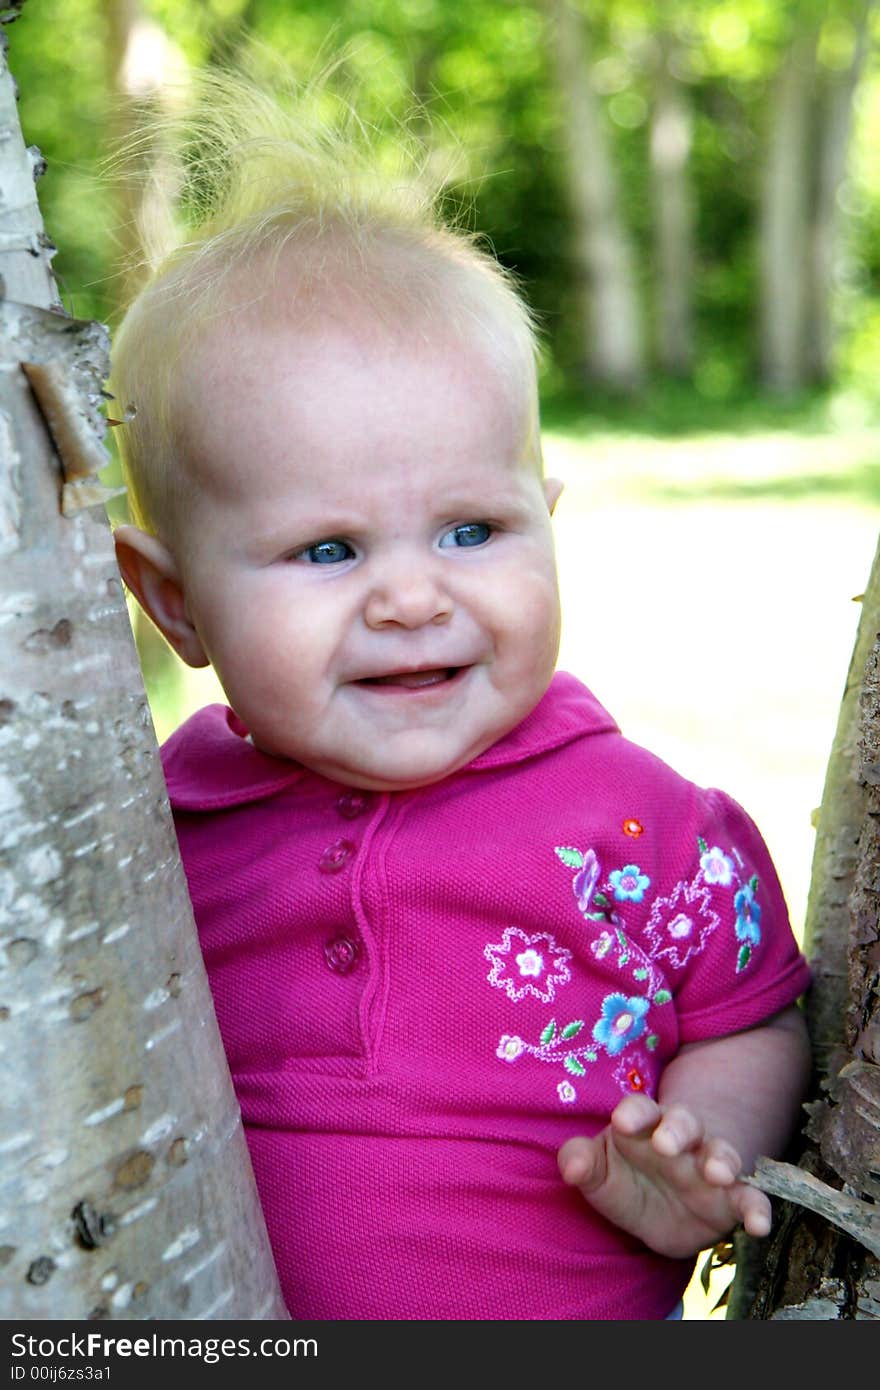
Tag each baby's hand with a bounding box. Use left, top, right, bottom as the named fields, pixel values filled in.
left=557, top=1093, right=772, bottom=1259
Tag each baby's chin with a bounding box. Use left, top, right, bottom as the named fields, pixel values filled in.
left=291, top=730, right=506, bottom=792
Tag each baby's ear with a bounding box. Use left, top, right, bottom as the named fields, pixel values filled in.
left=113, top=525, right=210, bottom=668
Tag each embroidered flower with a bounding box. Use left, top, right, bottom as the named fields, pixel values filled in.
left=667, top=912, right=694, bottom=940
left=572, top=848, right=601, bottom=916
left=645, top=878, right=721, bottom=969
left=592, top=993, right=650, bottom=1055
left=700, top=845, right=735, bottom=886
left=485, top=926, right=573, bottom=1003
left=592, top=930, right=615, bottom=961
left=557, top=1080, right=577, bottom=1104
left=496, top=1034, right=526, bottom=1062
left=734, top=882, right=762, bottom=945
left=613, top=1052, right=651, bottom=1094
left=622, top=818, right=644, bottom=838
left=516, top=948, right=544, bottom=978
left=609, top=864, right=651, bottom=903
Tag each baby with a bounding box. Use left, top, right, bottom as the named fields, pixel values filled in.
left=111, top=77, right=811, bottom=1320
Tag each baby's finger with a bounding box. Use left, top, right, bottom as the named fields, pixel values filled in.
left=558, top=1135, right=607, bottom=1192
left=650, top=1103, right=703, bottom=1158
left=701, top=1138, right=743, bottom=1187
left=735, top=1183, right=773, bottom=1239
left=608, top=1091, right=662, bottom=1138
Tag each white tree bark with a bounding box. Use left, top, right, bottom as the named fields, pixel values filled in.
left=544, top=0, right=645, bottom=391
left=0, top=16, right=286, bottom=1319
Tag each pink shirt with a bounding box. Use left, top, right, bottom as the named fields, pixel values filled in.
left=162, top=672, right=811, bottom=1320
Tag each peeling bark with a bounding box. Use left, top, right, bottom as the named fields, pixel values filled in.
left=0, top=16, right=285, bottom=1319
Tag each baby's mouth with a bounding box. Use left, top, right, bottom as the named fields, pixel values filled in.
left=357, top=667, right=462, bottom=690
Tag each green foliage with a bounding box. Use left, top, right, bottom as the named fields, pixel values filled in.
left=8, top=0, right=880, bottom=401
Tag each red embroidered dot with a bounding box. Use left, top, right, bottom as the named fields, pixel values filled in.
left=622, top=818, right=644, bottom=838
left=627, top=1069, right=645, bottom=1091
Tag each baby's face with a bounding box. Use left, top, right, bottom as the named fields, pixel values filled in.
left=172, top=310, right=562, bottom=790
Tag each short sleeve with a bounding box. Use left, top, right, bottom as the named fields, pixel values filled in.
left=641, top=788, right=812, bottom=1044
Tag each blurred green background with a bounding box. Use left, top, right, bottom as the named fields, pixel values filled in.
left=9, top=0, right=880, bottom=1317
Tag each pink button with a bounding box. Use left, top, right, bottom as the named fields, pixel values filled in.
left=324, top=935, right=360, bottom=974
left=318, top=839, right=356, bottom=873
left=336, top=791, right=371, bottom=820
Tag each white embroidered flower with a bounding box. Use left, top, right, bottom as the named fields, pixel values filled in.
left=644, top=879, right=721, bottom=969
left=497, top=1034, right=525, bottom=1062
left=667, top=913, right=693, bottom=939
left=700, top=845, right=734, bottom=886
left=557, top=1080, right=577, bottom=1104
left=515, top=948, right=544, bottom=978
left=484, top=926, right=572, bottom=1003
left=592, top=931, right=614, bottom=960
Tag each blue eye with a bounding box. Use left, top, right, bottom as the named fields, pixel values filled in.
left=303, top=539, right=354, bottom=564
left=440, top=522, right=492, bottom=549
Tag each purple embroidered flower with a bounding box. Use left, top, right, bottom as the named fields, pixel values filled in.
left=573, top=849, right=601, bottom=915
left=485, top=926, right=573, bottom=1003
left=609, top=864, right=650, bottom=903
left=734, top=883, right=762, bottom=945
left=592, top=993, right=650, bottom=1056
left=557, top=1080, right=577, bottom=1104
left=497, top=1035, right=525, bottom=1062
left=645, top=878, right=721, bottom=969
left=700, top=845, right=735, bottom=886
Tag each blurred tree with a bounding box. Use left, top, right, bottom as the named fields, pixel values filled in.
left=542, top=0, right=645, bottom=391
left=648, top=18, right=695, bottom=377
left=759, top=0, right=875, bottom=391
left=806, top=0, right=876, bottom=382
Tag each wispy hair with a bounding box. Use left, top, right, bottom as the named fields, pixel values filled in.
left=108, top=59, right=541, bottom=539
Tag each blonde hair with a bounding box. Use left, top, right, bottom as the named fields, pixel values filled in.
left=110, top=64, right=542, bottom=540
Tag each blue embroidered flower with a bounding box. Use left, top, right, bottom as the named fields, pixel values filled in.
left=734, top=883, right=762, bottom=945
left=609, top=864, right=651, bottom=903
left=592, top=993, right=650, bottom=1055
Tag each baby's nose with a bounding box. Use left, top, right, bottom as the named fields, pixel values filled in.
left=363, top=562, right=453, bottom=630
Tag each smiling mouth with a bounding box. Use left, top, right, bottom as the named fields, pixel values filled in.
left=356, top=667, right=463, bottom=690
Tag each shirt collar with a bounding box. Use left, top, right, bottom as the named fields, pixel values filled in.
left=161, top=670, right=618, bottom=811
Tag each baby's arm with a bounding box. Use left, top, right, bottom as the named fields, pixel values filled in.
left=558, top=1005, right=811, bottom=1258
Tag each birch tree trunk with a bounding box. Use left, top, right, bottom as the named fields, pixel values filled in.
left=728, top=534, right=880, bottom=1318
left=757, top=18, right=817, bottom=392
left=544, top=0, right=645, bottom=392
left=649, top=28, right=694, bottom=379
left=0, top=13, right=286, bottom=1320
